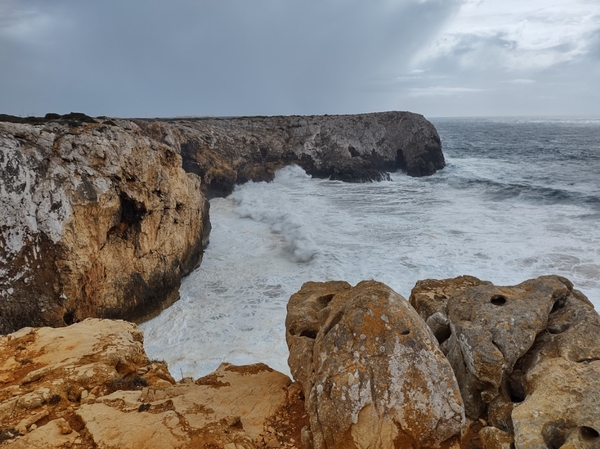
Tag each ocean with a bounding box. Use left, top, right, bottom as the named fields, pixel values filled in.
left=141, top=116, right=600, bottom=379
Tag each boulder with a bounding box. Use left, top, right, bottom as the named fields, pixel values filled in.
left=0, top=318, right=307, bottom=449
left=410, top=275, right=600, bottom=448
left=286, top=280, right=464, bottom=449
left=0, top=115, right=210, bottom=333
left=149, top=111, right=444, bottom=197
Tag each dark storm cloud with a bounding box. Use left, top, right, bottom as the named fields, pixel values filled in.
left=0, top=0, right=463, bottom=117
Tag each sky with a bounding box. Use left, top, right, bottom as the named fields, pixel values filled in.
left=1, top=0, right=599, bottom=118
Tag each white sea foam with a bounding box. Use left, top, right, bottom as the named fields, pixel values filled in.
left=142, top=162, right=600, bottom=380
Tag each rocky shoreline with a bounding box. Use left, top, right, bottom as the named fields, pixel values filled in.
left=0, top=111, right=443, bottom=334
left=2, top=112, right=599, bottom=448
left=1, top=275, right=599, bottom=448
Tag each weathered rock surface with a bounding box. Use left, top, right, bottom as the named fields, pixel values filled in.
left=410, top=275, right=600, bottom=448
left=0, top=114, right=209, bottom=334
left=0, top=318, right=308, bottom=448
left=1, top=111, right=443, bottom=332
left=143, top=111, right=444, bottom=197
left=286, top=280, right=464, bottom=449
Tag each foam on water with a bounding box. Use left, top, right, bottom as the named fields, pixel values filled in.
left=142, top=118, right=600, bottom=380
left=142, top=165, right=600, bottom=379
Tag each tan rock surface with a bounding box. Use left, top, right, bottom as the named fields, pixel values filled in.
left=410, top=275, right=600, bottom=449
left=0, top=114, right=209, bottom=334
left=0, top=318, right=307, bottom=449
left=512, top=358, right=600, bottom=448
left=286, top=280, right=464, bottom=449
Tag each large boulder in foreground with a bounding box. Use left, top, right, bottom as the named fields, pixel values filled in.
left=0, top=114, right=210, bottom=334
left=152, top=111, right=444, bottom=197
left=0, top=319, right=307, bottom=449
left=410, top=275, right=600, bottom=448
left=286, top=280, right=464, bottom=449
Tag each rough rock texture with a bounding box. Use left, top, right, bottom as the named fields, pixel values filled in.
left=286, top=280, right=464, bottom=449
left=0, top=114, right=209, bottom=334
left=410, top=275, right=600, bottom=448
left=0, top=318, right=308, bottom=448
left=1, top=111, right=443, bottom=332
left=144, top=111, right=444, bottom=197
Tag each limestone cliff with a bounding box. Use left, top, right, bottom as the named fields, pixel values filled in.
left=149, top=111, right=444, bottom=197
left=0, top=114, right=209, bottom=334
left=1, top=111, right=443, bottom=333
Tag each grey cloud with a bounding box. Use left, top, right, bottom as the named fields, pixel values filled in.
left=0, top=0, right=463, bottom=117
left=1, top=0, right=598, bottom=118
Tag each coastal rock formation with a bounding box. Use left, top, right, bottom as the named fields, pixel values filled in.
left=0, top=114, right=209, bottom=334
left=146, top=111, right=444, bottom=197
left=0, top=319, right=307, bottom=449
left=285, top=280, right=464, bottom=449
left=410, top=275, right=600, bottom=448
left=1, top=277, right=599, bottom=448
left=1, top=111, right=443, bottom=332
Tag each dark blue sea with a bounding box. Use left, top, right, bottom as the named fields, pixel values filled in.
left=142, top=116, right=600, bottom=378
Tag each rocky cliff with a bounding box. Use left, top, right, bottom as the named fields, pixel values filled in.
left=1, top=111, right=443, bottom=333
left=151, top=111, right=444, bottom=197
left=0, top=114, right=210, bottom=334
left=1, top=276, right=598, bottom=448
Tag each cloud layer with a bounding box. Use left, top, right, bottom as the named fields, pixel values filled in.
left=0, top=0, right=598, bottom=117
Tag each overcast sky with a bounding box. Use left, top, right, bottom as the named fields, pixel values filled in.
left=1, top=0, right=599, bottom=118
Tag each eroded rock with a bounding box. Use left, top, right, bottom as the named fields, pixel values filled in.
left=410, top=274, right=600, bottom=448
left=286, top=280, right=464, bottom=449
left=0, top=318, right=307, bottom=449
left=0, top=117, right=209, bottom=333
left=148, top=111, right=444, bottom=197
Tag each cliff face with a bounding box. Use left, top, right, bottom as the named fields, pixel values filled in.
left=0, top=115, right=209, bottom=334
left=0, top=111, right=443, bottom=334
left=144, top=111, right=444, bottom=198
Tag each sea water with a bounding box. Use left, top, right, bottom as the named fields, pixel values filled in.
left=141, top=117, right=600, bottom=379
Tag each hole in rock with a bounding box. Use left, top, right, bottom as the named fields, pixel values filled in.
left=550, top=297, right=566, bottom=314
left=491, top=295, right=507, bottom=306
left=542, top=422, right=567, bottom=449
left=300, top=330, right=317, bottom=339
left=505, top=377, right=525, bottom=403
left=401, top=329, right=410, bottom=336
left=63, top=310, right=75, bottom=325
left=434, top=326, right=451, bottom=345
left=581, top=426, right=600, bottom=440
left=119, top=193, right=147, bottom=226
left=316, top=294, right=335, bottom=307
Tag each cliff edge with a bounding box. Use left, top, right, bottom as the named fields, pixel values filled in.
left=148, top=111, right=444, bottom=197
left=1, top=111, right=443, bottom=332
left=0, top=114, right=210, bottom=334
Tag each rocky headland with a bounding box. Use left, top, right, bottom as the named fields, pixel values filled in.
left=156, top=111, right=444, bottom=197
left=0, top=113, right=210, bottom=335
left=1, top=276, right=598, bottom=448
left=3, top=112, right=598, bottom=448
left=0, top=111, right=443, bottom=334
